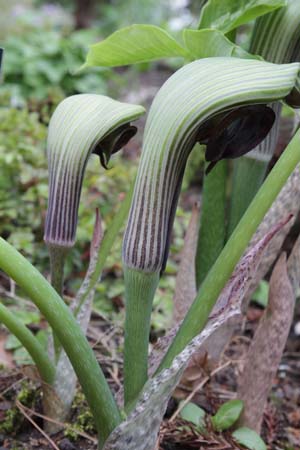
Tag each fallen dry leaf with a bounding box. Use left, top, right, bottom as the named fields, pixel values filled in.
left=237, top=253, right=295, bottom=432
left=173, top=202, right=200, bottom=324
left=0, top=332, right=14, bottom=368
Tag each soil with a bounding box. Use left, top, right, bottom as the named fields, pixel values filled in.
left=0, top=298, right=299, bottom=450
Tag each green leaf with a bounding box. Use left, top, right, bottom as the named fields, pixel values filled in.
left=14, top=310, right=40, bottom=325
left=252, top=280, right=269, bottom=307
left=198, top=0, right=286, bottom=33
left=183, top=29, right=257, bottom=60
left=13, top=346, right=33, bottom=365
left=232, top=427, right=267, bottom=450
left=180, top=402, right=206, bottom=428
left=211, top=399, right=244, bottom=431
left=35, top=330, right=49, bottom=351
left=5, top=334, right=22, bottom=350
left=84, top=24, right=189, bottom=68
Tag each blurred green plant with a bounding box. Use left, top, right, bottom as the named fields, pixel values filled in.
left=179, top=399, right=266, bottom=450
left=0, top=107, right=47, bottom=260
left=1, top=29, right=110, bottom=105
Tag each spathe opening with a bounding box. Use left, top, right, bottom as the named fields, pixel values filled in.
left=196, top=105, right=276, bottom=174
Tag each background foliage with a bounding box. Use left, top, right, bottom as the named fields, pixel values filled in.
left=0, top=0, right=197, bottom=329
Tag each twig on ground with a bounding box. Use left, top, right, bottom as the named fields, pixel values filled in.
left=16, top=401, right=98, bottom=444
left=16, top=400, right=61, bottom=450
left=0, top=375, right=26, bottom=398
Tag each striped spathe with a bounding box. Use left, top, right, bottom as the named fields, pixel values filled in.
left=246, top=0, right=300, bottom=161
left=44, top=94, right=145, bottom=248
left=122, top=57, right=300, bottom=274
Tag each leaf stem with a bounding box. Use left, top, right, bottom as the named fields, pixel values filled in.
left=158, top=129, right=300, bottom=372
left=0, top=301, right=55, bottom=384
left=227, top=157, right=267, bottom=238
left=0, top=241, right=121, bottom=448
left=195, top=160, right=227, bottom=288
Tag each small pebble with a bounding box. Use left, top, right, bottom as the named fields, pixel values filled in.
left=294, top=321, right=300, bottom=335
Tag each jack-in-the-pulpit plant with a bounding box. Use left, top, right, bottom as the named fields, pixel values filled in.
left=1, top=1, right=300, bottom=448
left=43, top=93, right=144, bottom=426
left=122, top=57, right=300, bottom=406
left=196, top=0, right=300, bottom=287
left=44, top=94, right=144, bottom=293
left=44, top=93, right=144, bottom=362
left=0, top=93, right=145, bottom=448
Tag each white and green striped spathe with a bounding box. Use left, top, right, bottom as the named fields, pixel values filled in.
left=122, top=57, right=300, bottom=274
left=44, top=94, right=145, bottom=248
left=250, top=0, right=300, bottom=64
left=246, top=0, right=300, bottom=161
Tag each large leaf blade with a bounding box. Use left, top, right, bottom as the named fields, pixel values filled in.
left=183, top=29, right=257, bottom=59
left=84, top=24, right=189, bottom=68
left=198, top=0, right=286, bottom=33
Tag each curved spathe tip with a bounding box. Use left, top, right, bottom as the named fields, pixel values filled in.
left=44, top=94, right=145, bottom=248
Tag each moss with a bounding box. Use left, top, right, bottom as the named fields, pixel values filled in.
left=0, top=408, right=19, bottom=434
left=0, top=381, right=37, bottom=434
left=17, top=381, right=36, bottom=405
left=64, top=390, right=96, bottom=441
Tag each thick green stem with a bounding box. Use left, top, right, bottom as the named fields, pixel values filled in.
left=124, top=267, right=159, bottom=410
left=0, top=241, right=121, bottom=448
left=0, top=301, right=55, bottom=384
left=158, top=129, right=300, bottom=372
left=49, top=245, right=66, bottom=361
left=196, top=160, right=227, bottom=288
left=227, top=157, right=267, bottom=238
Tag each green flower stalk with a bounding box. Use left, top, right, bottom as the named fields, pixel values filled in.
left=122, top=57, right=300, bottom=406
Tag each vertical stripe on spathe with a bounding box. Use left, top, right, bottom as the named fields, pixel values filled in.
left=44, top=94, right=145, bottom=248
